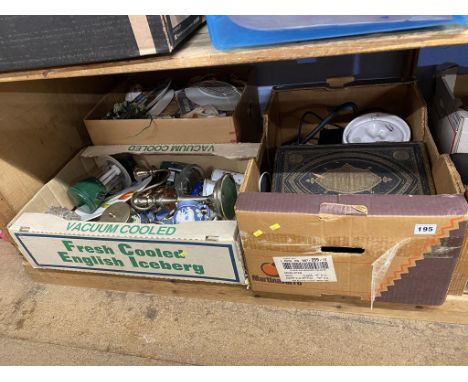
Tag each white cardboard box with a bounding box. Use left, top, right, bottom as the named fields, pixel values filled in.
left=8, top=143, right=260, bottom=285
left=430, top=66, right=468, bottom=154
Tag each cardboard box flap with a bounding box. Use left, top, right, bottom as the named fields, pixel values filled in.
left=267, top=81, right=427, bottom=149
left=326, top=76, right=356, bottom=88
left=439, top=66, right=459, bottom=92
left=81, top=143, right=261, bottom=160
left=10, top=213, right=238, bottom=242
left=438, top=66, right=468, bottom=111
left=236, top=192, right=468, bottom=218
left=436, top=67, right=464, bottom=113
left=431, top=65, right=468, bottom=155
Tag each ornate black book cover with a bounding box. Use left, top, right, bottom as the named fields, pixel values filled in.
left=272, top=143, right=435, bottom=195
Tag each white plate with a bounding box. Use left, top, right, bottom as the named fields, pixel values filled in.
left=148, top=89, right=175, bottom=117
left=136, top=78, right=172, bottom=111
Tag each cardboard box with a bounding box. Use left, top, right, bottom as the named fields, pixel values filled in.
left=236, top=81, right=468, bottom=305
left=84, top=69, right=262, bottom=145
left=8, top=143, right=260, bottom=285
left=0, top=16, right=204, bottom=72
left=430, top=66, right=468, bottom=154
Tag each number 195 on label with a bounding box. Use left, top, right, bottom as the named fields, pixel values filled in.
left=414, top=224, right=437, bottom=235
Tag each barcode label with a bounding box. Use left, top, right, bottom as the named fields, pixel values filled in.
left=274, top=255, right=337, bottom=282
left=283, top=261, right=329, bottom=270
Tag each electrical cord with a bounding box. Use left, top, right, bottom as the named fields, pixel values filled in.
left=296, top=111, right=343, bottom=144
left=298, top=102, right=358, bottom=145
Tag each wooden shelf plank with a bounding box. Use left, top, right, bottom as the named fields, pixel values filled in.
left=1, top=25, right=468, bottom=83
left=25, top=262, right=468, bottom=326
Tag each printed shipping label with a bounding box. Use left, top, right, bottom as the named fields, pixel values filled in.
left=414, top=224, right=437, bottom=235
left=14, top=233, right=242, bottom=283
left=273, top=255, right=337, bottom=282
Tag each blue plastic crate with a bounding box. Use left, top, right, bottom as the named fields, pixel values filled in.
left=206, top=15, right=468, bottom=51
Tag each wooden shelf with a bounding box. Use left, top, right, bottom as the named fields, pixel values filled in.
left=25, top=262, right=468, bottom=325
left=1, top=25, right=468, bottom=83
left=2, top=23, right=468, bottom=329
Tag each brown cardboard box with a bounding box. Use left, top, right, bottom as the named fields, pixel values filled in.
left=236, top=81, right=468, bottom=305
left=429, top=66, right=468, bottom=154
left=8, top=143, right=260, bottom=285
left=84, top=68, right=262, bottom=145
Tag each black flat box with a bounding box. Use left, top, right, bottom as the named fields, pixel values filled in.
left=0, top=16, right=204, bottom=72
left=272, top=143, right=435, bottom=195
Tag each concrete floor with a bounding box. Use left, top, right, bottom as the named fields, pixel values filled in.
left=1, top=240, right=468, bottom=365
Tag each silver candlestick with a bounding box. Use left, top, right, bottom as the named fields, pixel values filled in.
left=131, top=174, right=237, bottom=220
